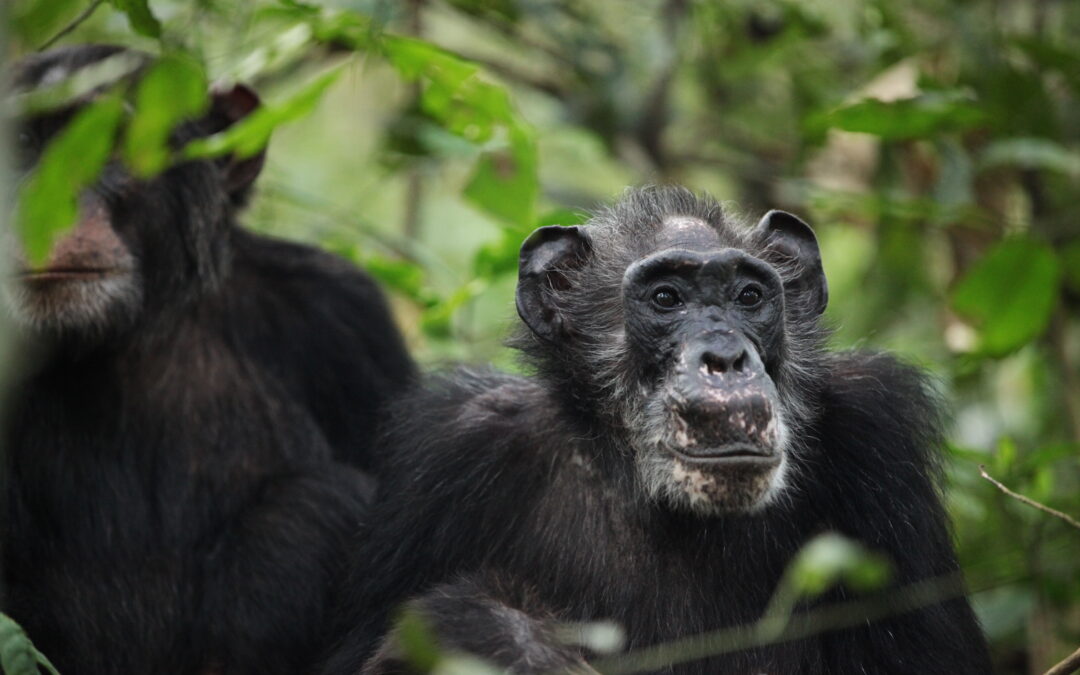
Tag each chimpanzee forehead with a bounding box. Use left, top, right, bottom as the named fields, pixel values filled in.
left=655, top=216, right=725, bottom=251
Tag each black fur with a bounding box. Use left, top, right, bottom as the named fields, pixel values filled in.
left=321, top=187, right=990, bottom=674
left=2, top=46, right=414, bottom=674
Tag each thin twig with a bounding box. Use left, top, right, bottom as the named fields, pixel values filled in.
left=1044, top=645, right=1080, bottom=675
left=979, top=465, right=1080, bottom=531
left=39, top=0, right=105, bottom=50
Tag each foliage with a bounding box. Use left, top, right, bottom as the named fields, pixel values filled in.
left=0, top=614, right=58, bottom=675
left=3, top=0, right=1080, bottom=673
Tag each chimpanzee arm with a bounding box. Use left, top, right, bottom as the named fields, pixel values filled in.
left=319, top=370, right=555, bottom=674
left=809, top=353, right=991, bottom=674
left=363, top=574, right=594, bottom=675
left=198, top=463, right=373, bottom=674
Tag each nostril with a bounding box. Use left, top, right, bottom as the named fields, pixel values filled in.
left=701, top=351, right=727, bottom=375
left=733, top=351, right=747, bottom=373
left=699, top=349, right=749, bottom=376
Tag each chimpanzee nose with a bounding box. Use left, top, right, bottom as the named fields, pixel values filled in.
left=700, top=345, right=749, bottom=376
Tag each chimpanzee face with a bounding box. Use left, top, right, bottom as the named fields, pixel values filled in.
left=3, top=47, right=263, bottom=343
left=516, top=192, right=827, bottom=516
left=623, top=217, right=793, bottom=514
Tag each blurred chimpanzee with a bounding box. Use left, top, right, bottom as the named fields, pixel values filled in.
left=1, top=45, right=414, bottom=674
left=320, top=187, right=992, bottom=674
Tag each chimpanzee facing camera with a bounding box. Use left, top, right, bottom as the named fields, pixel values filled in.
left=2, top=45, right=414, bottom=674
left=321, top=186, right=992, bottom=674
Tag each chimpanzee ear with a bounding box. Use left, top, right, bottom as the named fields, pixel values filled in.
left=207, top=83, right=265, bottom=197
left=516, top=225, right=593, bottom=342
left=753, top=210, right=828, bottom=316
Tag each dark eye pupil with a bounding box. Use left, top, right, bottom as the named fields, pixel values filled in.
left=738, top=286, right=762, bottom=306
left=653, top=288, right=679, bottom=308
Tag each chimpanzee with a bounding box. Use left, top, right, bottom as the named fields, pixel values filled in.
left=320, top=186, right=992, bottom=674
left=1, top=45, right=414, bottom=674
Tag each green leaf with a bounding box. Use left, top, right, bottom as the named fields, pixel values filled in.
left=361, top=256, right=432, bottom=305
left=0, top=613, right=60, bottom=675
left=788, top=533, right=891, bottom=598
left=11, top=0, right=82, bottom=46
left=16, top=94, right=125, bottom=265
left=979, top=138, right=1080, bottom=177
left=395, top=610, right=440, bottom=672
left=951, top=237, right=1062, bottom=357
left=183, top=64, right=346, bottom=161
left=381, top=35, right=539, bottom=226
left=817, top=92, right=986, bottom=140
left=123, top=54, right=208, bottom=176
left=108, top=0, right=161, bottom=37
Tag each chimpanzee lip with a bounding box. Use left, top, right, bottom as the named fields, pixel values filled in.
left=668, top=443, right=779, bottom=465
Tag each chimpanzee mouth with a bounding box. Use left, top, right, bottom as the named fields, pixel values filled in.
left=668, top=443, right=779, bottom=465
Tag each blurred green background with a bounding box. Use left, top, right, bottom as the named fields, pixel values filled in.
left=4, top=0, right=1080, bottom=673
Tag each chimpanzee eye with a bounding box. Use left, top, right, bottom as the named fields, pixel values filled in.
left=652, top=287, right=682, bottom=309
left=736, top=285, right=763, bottom=307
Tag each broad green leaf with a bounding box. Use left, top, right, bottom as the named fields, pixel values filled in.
left=818, top=92, right=986, bottom=140
left=951, top=237, right=1062, bottom=356
left=464, top=127, right=538, bottom=227
left=124, top=54, right=208, bottom=176
left=183, top=64, right=346, bottom=161
left=395, top=610, right=440, bottom=672
left=980, top=138, right=1080, bottom=177
left=0, top=613, right=60, bottom=675
left=108, top=0, right=161, bottom=38
left=16, top=95, right=125, bottom=265
left=421, top=280, right=486, bottom=338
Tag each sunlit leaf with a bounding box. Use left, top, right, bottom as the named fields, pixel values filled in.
left=788, top=533, right=891, bottom=598
left=12, top=50, right=146, bottom=116
left=124, top=54, right=208, bottom=176
left=980, top=138, right=1080, bottom=177
left=183, top=64, right=346, bottom=160
left=16, top=95, right=125, bottom=265
left=108, top=0, right=161, bottom=38
left=0, top=613, right=60, bottom=675
left=951, top=237, right=1062, bottom=357
left=818, top=92, right=986, bottom=140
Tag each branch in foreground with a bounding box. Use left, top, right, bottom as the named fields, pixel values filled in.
left=591, top=573, right=968, bottom=674
left=979, top=465, right=1080, bottom=531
